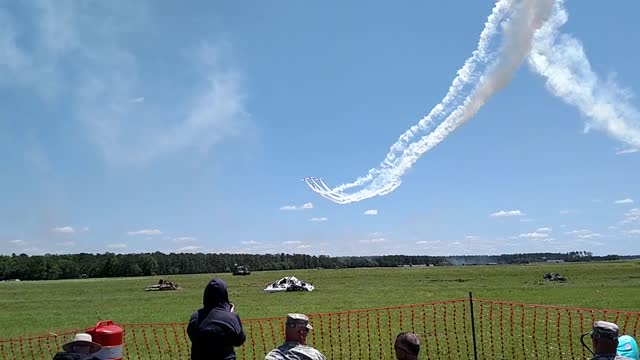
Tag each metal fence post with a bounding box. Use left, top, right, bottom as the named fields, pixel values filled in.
left=469, top=292, right=478, bottom=360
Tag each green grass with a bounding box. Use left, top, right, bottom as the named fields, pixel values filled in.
left=1, top=260, right=639, bottom=340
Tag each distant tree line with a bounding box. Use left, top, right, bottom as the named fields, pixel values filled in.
left=0, top=250, right=631, bottom=281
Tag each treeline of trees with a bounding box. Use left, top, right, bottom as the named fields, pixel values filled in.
left=0, top=250, right=629, bottom=281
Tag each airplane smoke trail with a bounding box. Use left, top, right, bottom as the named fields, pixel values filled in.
left=308, top=0, right=516, bottom=194
left=527, top=0, right=640, bottom=149
left=305, top=0, right=556, bottom=204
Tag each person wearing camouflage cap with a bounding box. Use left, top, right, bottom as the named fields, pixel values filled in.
left=263, top=314, right=326, bottom=360
left=590, top=321, right=633, bottom=360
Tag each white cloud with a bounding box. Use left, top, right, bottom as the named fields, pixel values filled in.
left=519, top=232, right=549, bottom=239
left=359, top=238, right=386, bottom=244
left=536, top=227, right=552, bottom=232
left=565, top=229, right=602, bottom=239
left=283, top=241, right=302, bottom=245
left=297, top=244, right=312, bottom=250
left=241, top=240, right=260, bottom=245
left=309, top=217, right=328, bottom=222
left=627, top=230, right=640, bottom=235
left=280, top=202, right=313, bottom=211
left=81, top=226, right=90, bottom=232
left=107, top=243, right=128, bottom=249
left=622, top=208, right=640, bottom=224
left=464, top=235, right=480, bottom=241
left=9, top=239, right=25, bottom=245
left=616, top=148, right=639, bottom=155
left=0, top=2, right=250, bottom=166
left=415, top=240, right=443, bottom=248
left=490, top=210, right=525, bottom=217
left=559, top=209, right=576, bottom=215
left=615, top=198, right=634, bottom=204
left=51, top=226, right=75, bottom=233
left=128, top=229, right=162, bottom=236
left=364, top=209, right=378, bottom=216
left=177, top=245, right=202, bottom=252
left=57, top=241, right=76, bottom=247
left=173, top=236, right=196, bottom=242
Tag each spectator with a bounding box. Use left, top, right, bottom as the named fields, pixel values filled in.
left=590, top=321, right=633, bottom=360
left=52, top=333, right=101, bottom=360
left=618, top=335, right=639, bottom=360
left=187, top=278, right=246, bottom=360
left=394, top=332, right=420, bottom=360
left=264, top=313, right=326, bottom=360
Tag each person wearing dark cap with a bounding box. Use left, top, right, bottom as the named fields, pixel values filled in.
left=394, top=332, right=420, bottom=360
left=187, top=278, right=246, bottom=360
left=263, top=313, right=326, bottom=360
left=590, top=321, right=633, bottom=360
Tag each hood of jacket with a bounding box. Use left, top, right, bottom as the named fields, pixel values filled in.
left=203, top=278, right=231, bottom=310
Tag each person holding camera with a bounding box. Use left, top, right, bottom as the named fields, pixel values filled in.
left=187, top=278, right=246, bottom=360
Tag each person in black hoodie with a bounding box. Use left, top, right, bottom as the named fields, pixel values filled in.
left=187, top=278, right=246, bottom=360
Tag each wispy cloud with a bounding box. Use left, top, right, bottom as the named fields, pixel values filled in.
left=0, top=2, right=251, bottom=167
left=280, top=202, right=313, bottom=211
left=241, top=240, right=260, bottom=245
left=490, top=210, right=525, bottom=217
left=627, top=229, right=640, bottom=236
left=622, top=208, right=640, bottom=224
left=565, top=229, right=602, bottom=239
left=57, top=241, right=76, bottom=247
left=177, top=245, right=202, bottom=252
left=51, top=226, right=75, bottom=233
left=309, top=217, right=328, bottom=222
left=173, top=237, right=196, bottom=242
left=616, top=148, right=638, bottom=155
left=536, top=227, right=552, bottom=232
left=363, top=209, right=378, bottom=216
left=9, top=239, right=25, bottom=245
left=360, top=238, right=386, bottom=244
left=615, top=198, right=634, bottom=204
left=128, top=229, right=162, bottom=236
left=519, top=232, right=549, bottom=239
left=282, top=241, right=302, bottom=245
left=107, top=243, right=128, bottom=249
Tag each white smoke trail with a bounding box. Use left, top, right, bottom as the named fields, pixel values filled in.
left=527, top=0, right=640, bottom=149
left=306, top=0, right=556, bottom=204
left=321, top=0, right=517, bottom=193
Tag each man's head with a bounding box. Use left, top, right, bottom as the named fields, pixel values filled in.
left=591, top=321, right=620, bottom=354
left=203, top=278, right=231, bottom=310
left=284, top=313, right=313, bottom=345
left=62, top=333, right=102, bottom=355
left=394, top=332, right=420, bottom=360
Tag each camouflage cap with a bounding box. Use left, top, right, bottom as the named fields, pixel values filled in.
left=591, top=321, right=619, bottom=340
left=286, top=313, right=313, bottom=330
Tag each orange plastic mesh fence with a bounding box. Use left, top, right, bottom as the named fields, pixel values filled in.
left=472, top=299, right=640, bottom=360
left=1, top=298, right=639, bottom=360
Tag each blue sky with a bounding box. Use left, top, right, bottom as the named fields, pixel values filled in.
left=1, top=0, right=639, bottom=257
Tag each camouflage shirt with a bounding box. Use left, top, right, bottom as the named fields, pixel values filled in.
left=264, top=341, right=326, bottom=360
left=591, top=354, right=633, bottom=360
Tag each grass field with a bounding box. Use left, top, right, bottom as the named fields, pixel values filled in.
left=1, top=260, right=639, bottom=340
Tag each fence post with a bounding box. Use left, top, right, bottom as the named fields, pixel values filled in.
left=469, top=292, right=478, bottom=360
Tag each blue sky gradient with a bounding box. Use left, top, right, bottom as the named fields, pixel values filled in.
left=1, top=0, right=639, bottom=256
